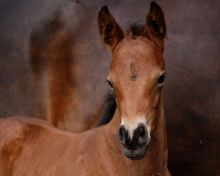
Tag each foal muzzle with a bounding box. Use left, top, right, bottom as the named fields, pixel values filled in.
left=118, top=123, right=149, bottom=160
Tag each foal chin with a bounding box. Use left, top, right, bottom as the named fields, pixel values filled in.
left=118, top=114, right=154, bottom=160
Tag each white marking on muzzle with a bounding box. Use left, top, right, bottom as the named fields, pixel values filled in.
left=120, top=116, right=151, bottom=143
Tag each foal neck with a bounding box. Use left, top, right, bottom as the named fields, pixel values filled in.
left=102, top=96, right=168, bottom=174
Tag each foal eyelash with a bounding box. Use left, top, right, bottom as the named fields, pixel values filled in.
left=104, top=80, right=110, bottom=85
left=105, top=80, right=114, bottom=89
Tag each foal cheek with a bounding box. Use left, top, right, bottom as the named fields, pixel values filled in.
left=145, top=110, right=155, bottom=131
left=147, top=98, right=162, bottom=132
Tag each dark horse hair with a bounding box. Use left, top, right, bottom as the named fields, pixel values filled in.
left=97, top=93, right=116, bottom=126
left=128, top=23, right=146, bottom=38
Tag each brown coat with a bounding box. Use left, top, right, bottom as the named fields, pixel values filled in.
left=0, top=112, right=169, bottom=176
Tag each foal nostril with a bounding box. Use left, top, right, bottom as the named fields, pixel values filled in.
left=137, top=124, right=148, bottom=145
left=119, top=125, right=127, bottom=144
left=139, top=125, right=145, bottom=137
left=119, top=126, right=124, bottom=140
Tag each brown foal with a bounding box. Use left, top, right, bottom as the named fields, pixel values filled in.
left=0, top=2, right=170, bottom=176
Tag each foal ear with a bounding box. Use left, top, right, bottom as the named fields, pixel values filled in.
left=146, top=2, right=166, bottom=40
left=98, top=6, right=124, bottom=49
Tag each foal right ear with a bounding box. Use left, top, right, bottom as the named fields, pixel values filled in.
left=98, top=6, right=124, bottom=50
left=146, top=1, right=166, bottom=40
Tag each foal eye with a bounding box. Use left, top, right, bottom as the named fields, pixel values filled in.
left=107, top=80, right=113, bottom=89
left=157, top=74, right=166, bottom=86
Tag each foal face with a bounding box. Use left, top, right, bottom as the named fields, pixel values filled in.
left=98, top=2, right=166, bottom=160
left=109, top=38, right=165, bottom=159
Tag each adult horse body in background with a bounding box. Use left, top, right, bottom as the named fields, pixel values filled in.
left=0, top=4, right=170, bottom=176
left=0, top=0, right=219, bottom=175
left=0, top=0, right=115, bottom=132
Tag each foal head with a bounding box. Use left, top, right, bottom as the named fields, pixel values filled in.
left=98, top=2, right=166, bottom=160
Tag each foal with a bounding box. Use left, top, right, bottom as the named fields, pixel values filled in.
left=0, top=2, right=170, bottom=176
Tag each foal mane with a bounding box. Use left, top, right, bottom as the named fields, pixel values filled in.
left=128, top=22, right=166, bottom=50
left=127, top=23, right=146, bottom=38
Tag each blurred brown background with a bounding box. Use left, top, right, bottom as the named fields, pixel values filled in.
left=0, top=0, right=219, bottom=175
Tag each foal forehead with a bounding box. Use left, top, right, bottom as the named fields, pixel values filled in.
left=111, top=38, right=164, bottom=73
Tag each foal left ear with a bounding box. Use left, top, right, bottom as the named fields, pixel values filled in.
left=98, top=6, right=124, bottom=50
left=146, top=2, right=166, bottom=40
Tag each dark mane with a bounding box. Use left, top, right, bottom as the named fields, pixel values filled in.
left=128, top=23, right=146, bottom=38
left=96, top=93, right=116, bottom=127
